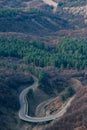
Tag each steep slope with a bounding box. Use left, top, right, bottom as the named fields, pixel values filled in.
left=0, top=9, right=71, bottom=36
left=44, top=74, right=87, bottom=130
left=0, top=1, right=87, bottom=130
left=0, top=0, right=87, bottom=40
left=0, top=66, right=33, bottom=130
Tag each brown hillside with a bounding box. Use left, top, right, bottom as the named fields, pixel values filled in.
left=44, top=86, right=87, bottom=130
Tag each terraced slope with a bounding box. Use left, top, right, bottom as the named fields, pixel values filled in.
left=0, top=9, right=71, bottom=35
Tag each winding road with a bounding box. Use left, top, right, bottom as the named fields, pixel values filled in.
left=24, top=0, right=58, bottom=12
left=42, top=0, right=58, bottom=12
left=19, top=75, right=75, bottom=123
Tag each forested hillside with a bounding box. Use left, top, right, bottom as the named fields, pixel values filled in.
left=0, top=38, right=87, bottom=69
left=0, top=0, right=87, bottom=130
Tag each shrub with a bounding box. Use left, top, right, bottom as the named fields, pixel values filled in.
left=61, top=86, right=75, bottom=101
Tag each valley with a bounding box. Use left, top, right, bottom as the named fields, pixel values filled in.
left=0, top=0, right=87, bottom=130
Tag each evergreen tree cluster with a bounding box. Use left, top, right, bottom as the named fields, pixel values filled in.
left=0, top=38, right=87, bottom=70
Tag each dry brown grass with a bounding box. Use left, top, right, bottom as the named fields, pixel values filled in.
left=44, top=86, right=87, bottom=130
left=42, top=69, right=87, bottom=130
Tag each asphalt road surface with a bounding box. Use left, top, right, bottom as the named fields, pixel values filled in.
left=19, top=75, right=75, bottom=123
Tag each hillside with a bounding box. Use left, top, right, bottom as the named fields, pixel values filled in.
left=44, top=84, right=87, bottom=130
left=0, top=8, right=72, bottom=36
left=0, top=66, right=34, bottom=130
left=0, top=0, right=87, bottom=37
left=0, top=0, right=87, bottom=130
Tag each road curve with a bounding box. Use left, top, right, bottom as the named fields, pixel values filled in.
left=42, top=0, right=58, bottom=12
left=19, top=75, right=75, bottom=123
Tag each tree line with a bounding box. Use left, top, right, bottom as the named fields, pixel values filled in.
left=0, top=38, right=87, bottom=70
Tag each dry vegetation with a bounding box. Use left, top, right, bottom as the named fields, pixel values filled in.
left=0, top=1, right=87, bottom=130
left=0, top=66, right=33, bottom=130
left=43, top=71, right=87, bottom=130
